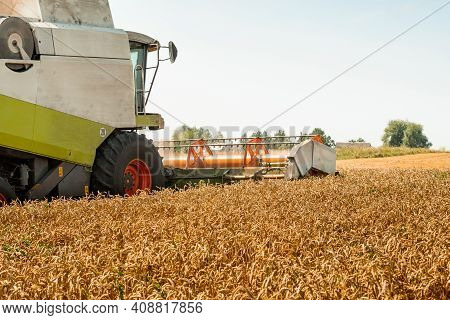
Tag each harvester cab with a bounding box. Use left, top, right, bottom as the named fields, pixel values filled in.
left=128, top=32, right=178, bottom=114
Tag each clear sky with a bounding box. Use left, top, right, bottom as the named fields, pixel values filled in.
left=110, top=0, right=449, bottom=148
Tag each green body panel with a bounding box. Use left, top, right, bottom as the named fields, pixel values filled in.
left=0, top=94, right=114, bottom=166
left=136, top=114, right=164, bottom=129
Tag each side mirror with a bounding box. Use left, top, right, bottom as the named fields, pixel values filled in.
left=168, top=41, right=178, bottom=63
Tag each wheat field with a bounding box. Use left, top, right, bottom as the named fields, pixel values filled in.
left=338, top=153, right=450, bottom=170
left=0, top=169, right=449, bottom=300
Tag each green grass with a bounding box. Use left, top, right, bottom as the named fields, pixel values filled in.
left=336, top=147, right=443, bottom=161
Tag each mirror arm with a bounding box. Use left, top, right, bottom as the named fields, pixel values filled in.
left=145, top=48, right=161, bottom=107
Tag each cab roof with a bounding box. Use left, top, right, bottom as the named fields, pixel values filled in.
left=127, top=31, right=159, bottom=46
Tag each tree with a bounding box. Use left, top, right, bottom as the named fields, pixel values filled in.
left=272, top=129, right=286, bottom=150
left=382, top=120, right=408, bottom=147
left=402, top=123, right=432, bottom=149
left=172, top=125, right=214, bottom=151
left=214, top=131, right=224, bottom=140
left=172, top=125, right=213, bottom=141
left=349, top=138, right=366, bottom=143
left=382, top=120, right=432, bottom=149
left=310, top=128, right=336, bottom=148
left=274, top=129, right=286, bottom=138
left=251, top=130, right=268, bottom=138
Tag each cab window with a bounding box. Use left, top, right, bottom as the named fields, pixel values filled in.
left=130, top=42, right=147, bottom=114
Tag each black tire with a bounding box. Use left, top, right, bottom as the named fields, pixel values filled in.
left=0, top=177, right=16, bottom=206
left=92, top=131, right=165, bottom=195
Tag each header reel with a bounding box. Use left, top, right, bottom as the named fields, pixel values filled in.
left=157, top=136, right=337, bottom=187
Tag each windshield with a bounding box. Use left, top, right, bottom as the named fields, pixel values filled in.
left=130, top=42, right=146, bottom=114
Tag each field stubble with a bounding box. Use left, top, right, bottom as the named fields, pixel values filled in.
left=0, top=170, right=449, bottom=300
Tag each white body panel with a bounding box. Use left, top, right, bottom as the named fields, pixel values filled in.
left=36, top=56, right=136, bottom=128
left=30, top=22, right=131, bottom=60
left=38, top=0, right=114, bottom=28
left=0, top=0, right=114, bottom=28
left=0, top=59, right=39, bottom=104
left=32, top=26, right=54, bottom=55
left=51, top=27, right=130, bottom=59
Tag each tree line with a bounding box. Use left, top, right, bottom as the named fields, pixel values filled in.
left=171, top=120, right=432, bottom=149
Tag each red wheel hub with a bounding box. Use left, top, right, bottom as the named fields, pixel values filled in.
left=0, top=193, right=7, bottom=206
left=123, top=159, right=152, bottom=196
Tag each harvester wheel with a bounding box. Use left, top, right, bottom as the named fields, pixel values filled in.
left=0, top=178, right=16, bottom=206
left=91, top=132, right=165, bottom=196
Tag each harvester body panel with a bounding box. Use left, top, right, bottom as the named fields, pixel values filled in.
left=36, top=55, right=135, bottom=128
left=48, top=25, right=130, bottom=59
left=0, top=0, right=114, bottom=28
left=0, top=93, right=113, bottom=166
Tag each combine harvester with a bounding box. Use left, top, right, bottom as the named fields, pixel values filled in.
left=0, top=0, right=336, bottom=205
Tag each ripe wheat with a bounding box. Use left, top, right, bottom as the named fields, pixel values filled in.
left=0, top=169, right=448, bottom=300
